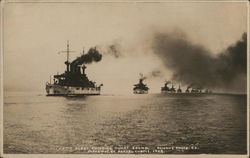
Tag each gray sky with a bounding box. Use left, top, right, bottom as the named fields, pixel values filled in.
left=4, top=2, right=247, bottom=94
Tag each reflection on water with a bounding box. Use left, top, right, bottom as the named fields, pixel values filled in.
left=4, top=92, right=247, bottom=154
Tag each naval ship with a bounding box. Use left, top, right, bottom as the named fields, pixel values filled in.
left=185, top=85, right=204, bottom=93
left=46, top=42, right=103, bottom=96
left=161, top=81, right=210, bottom=94
left=133, top=74, right=149, bottom=94
left=161, top=81, right=177, bottom=93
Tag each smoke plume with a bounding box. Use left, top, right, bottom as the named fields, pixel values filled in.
left=107, top=43, right=123, bottom=58
left=144, top=69, right=164, bottom=80
left=71, top=47, right=102, bottom=66
left=152, top=31, right=247, bottom=93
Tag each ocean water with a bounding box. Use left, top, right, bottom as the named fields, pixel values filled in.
left=3, top=92, right=247, bottom=154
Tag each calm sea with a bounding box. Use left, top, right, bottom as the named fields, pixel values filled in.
left=3, top=92, right=247, bottom=154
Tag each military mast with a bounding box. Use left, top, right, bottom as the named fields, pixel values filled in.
left=65, top=40, right=70, bottom=73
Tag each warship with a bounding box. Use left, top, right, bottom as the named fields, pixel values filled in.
left=185, top=86, right=191, bottom=93
left=177, top=85, right=182, bottom=93
left=161, top=81, right=176, bottom=93
left=45, top=41, right=103, bottom=96
left=133, top=74, right=149, bottom=94
left=161, top=82, right=212, bottom=94
left=186, top=85, right=204, bottom=93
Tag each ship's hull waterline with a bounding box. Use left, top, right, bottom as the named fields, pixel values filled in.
left=46, top=83, right=101, bottom=96
left=161, top=90, right=210, bottom=95
left=133, top=89, right=148, bottom=94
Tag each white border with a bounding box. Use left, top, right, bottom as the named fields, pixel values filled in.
left=247, top=1, right=249, bottom=157
left=0, top=1, right=249, bottom=158
left=0, top=0, right=4, bottom=158
left=2, top=0, right=250, bottom=3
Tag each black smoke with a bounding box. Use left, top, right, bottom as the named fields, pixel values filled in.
left=152, top=31, right=247, bottom=93
left=71, top=47, right=102, bottom=66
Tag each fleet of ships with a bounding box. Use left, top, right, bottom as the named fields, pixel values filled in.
left=132, top=74, right=212, bottom=94
left=46, top=42, right=212, bottom=96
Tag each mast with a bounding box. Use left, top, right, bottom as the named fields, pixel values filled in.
left=66, top=40, right=70, bottom=72
left=58, top=41, right=80, bottom=73
left=65, top=41, right=69, bottom=90
left=67, top=40, right=69, bottom=62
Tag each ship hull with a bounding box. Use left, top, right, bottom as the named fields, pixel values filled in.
left=161, top=90, right=176, bottom=93
left=161, top=91, right=209, bottom=95
left=46, top=84, right=101, bottom=96
left=133, top=89, right=148, bottom=94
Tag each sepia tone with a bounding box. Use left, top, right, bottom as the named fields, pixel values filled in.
left=1, top=0, right=248, bottom=157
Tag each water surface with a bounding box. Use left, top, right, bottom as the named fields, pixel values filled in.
left=4, top=92, right=247, bottom=154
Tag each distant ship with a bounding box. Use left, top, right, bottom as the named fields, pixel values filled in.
left=185, top=85, right=212, bottom=94
left=46, top=41, right=103, bottom=96
left=161, top=81, right=212, bottom=94
left=177, top=85, right=182, bottom=93
left=161, top=81, right=176, bottom=93
left=133, top=74, right=149, bottom=94
left=185, top=85, right=204, bottom=93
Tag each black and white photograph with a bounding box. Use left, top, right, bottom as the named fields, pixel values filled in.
left=1, top=0, right=248, bottom=157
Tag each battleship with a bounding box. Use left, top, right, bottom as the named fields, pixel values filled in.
left=161, top=81, right=211, bottom=94
left=133, top=74, right=149, bottom=94
left=45, top=42, right=103, bottom=96
left=161, top=81, right=176, bottom=93
left=185, top=85, right=204, bottom=93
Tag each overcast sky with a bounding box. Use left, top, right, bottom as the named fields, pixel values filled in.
left=4, top=2, right=247, bottom=94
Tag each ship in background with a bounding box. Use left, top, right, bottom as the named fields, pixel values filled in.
left=161, top=81, right=177, bottom=93
left=133, top=74, right=149, bottom=94
left=185, top=85, right=207, bottom=93
left=46, top=41, right=103, bottom=96
left=161, top=81, right=212, bottom=94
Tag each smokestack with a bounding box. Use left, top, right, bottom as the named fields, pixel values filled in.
left=69, top=47, right=102, bottom=73
left=82, top=65, right=86, bottom=74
